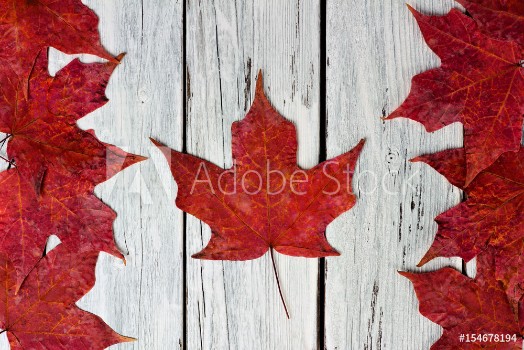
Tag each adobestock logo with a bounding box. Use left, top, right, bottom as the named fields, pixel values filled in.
left=189, top=160, right=356, bottom=196
left=99, top=144, right=422, bottom=204
left=187, top=160, right=420, bottom=197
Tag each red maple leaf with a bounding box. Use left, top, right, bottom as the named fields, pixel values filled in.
left=0, top=50, right=142, bottom=191
left=0, top=50, right=144, bottom=287
left=0, top=244, right=133, bottom=349
left=386, top=6, right=524, bottom=185
left=413, top=147, right=524, bottom=305
left=401, top=249, right=523, bottom=349
left=152, top=73, right=364, bottom=316
left=0, top=146, right=140, bottom=289
left=0, top=0, right=115, bottom=80
left=456, top=0, right=524, bottom=47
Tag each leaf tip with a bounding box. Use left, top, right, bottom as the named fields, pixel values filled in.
left=382, top=110, right=400, bottom=122
left=405, top=3, right=421, bottom=18
left=398, top=271, right=416, bottom=281
left=255, top=69, right=265, bottom=97
left=116, top=334, right=137, bottom=344
left=115, top=52, right=126, bottom=63
left=149, top=138, right=173, bottom=161
left=418, top=243, right=444, bottom=267
left=133, top=154, right=149, bottom=163
left=149, top=137, right=163, bottom=148
left=417, top=254, right=432, bottom=267
left=409, top=156, right=423, bottom=163
left=353, top=138, right=366, bottom=155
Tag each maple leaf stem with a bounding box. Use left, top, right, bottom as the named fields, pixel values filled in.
left=270, top=248, right=290, bottom=319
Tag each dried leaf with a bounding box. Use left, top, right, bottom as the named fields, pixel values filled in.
left=386, top=6, right=524, bottom=184
left=152, top=72, right=364, bottom=316
left=0, top=50, right=144, bottom=288
left=1, top=50, right=142, bottom=191
left=0, top=0, right=115, bottom=80
left=401, top=249, right=523, bottom=349
left=0, top=244, right=133, bottom=349
left=414, top=147, right=524, bottom=305
left=153, top=72, right=364, bottom=260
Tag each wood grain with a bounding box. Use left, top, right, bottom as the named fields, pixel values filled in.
left=324, top=0, right=464, bottom=349
left=11, top=1, right=518, bottom=350
left=184, top=1, right=320, bottom=349
left=48, top=1, right=185, bottom=349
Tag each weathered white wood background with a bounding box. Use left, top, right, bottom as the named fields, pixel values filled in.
left=3, top=0, right=494, bottom=348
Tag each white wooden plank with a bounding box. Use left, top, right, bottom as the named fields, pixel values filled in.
left=49, top=1, right=185, bottom=349
left=465, top=258, right=477, bottom=278
left=324, top=0, right=464, bottom=349
left=185, top=0, right=320, bottom=349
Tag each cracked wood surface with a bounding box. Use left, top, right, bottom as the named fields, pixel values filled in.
left=325, top=0, right=464, bottom=349
left=0, top=0, right=494, bottom=349
left=185, top=1, right=321, bottom=349
left=44, top=1, right=185, bottom=349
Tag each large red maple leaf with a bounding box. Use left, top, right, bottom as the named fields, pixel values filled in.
left=152, top=73, right=364, bottom=260
left=413, top=147, right=524, bottom=305
left=386, top=6, right=524, bottom=185
left=401, top=249, right=523, bottom=349
left=0, top=0, right=115, bottom=80
left=152, top=73, right=364, bottom=316
left=0, top=244, right=133, bottom=349
left=456, top=0, right=524, bottom=47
